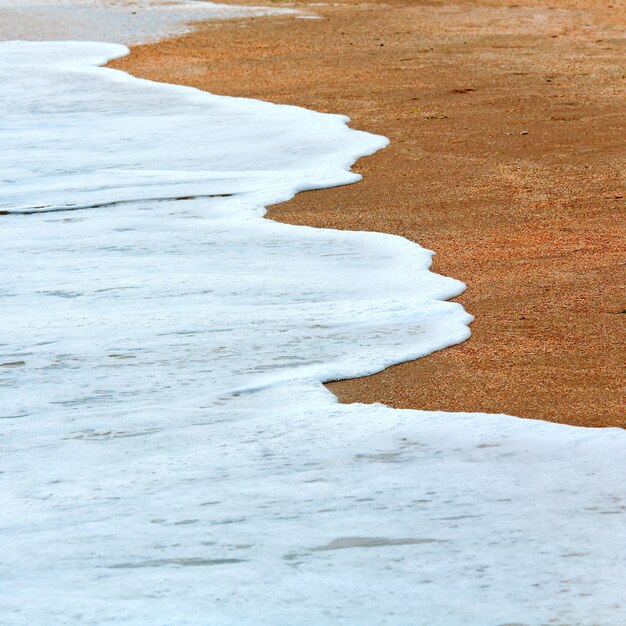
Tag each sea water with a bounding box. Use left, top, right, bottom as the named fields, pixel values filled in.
left=1, top=40, right=625, bottom=625
left=0, top=0, right=294, bottom=43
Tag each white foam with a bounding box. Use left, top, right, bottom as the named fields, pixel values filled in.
left=1, top=41, right=625, bottom=625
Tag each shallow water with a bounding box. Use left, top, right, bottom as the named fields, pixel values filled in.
left=1, top=37, right=625, bottom=626
left=0, top=0, right=292, bottom=43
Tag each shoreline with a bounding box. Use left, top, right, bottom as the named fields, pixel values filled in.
left=3, top=6, right=626, bottom=622
left=111, top=0, right=625, bottom=427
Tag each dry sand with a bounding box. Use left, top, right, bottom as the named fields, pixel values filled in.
left=111, top=0, right=626, bottom=427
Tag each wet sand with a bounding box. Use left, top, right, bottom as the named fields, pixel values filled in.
left=111, top=0, right=624, bottom=427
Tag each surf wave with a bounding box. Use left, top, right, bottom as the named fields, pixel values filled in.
left=1, top=41, right=624, bottom=625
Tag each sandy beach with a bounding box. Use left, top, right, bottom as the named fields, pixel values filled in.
left=111, top=0, right=625, bottom=427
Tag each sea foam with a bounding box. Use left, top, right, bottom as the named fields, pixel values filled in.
left=1, top=41, right=625, bottom=625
